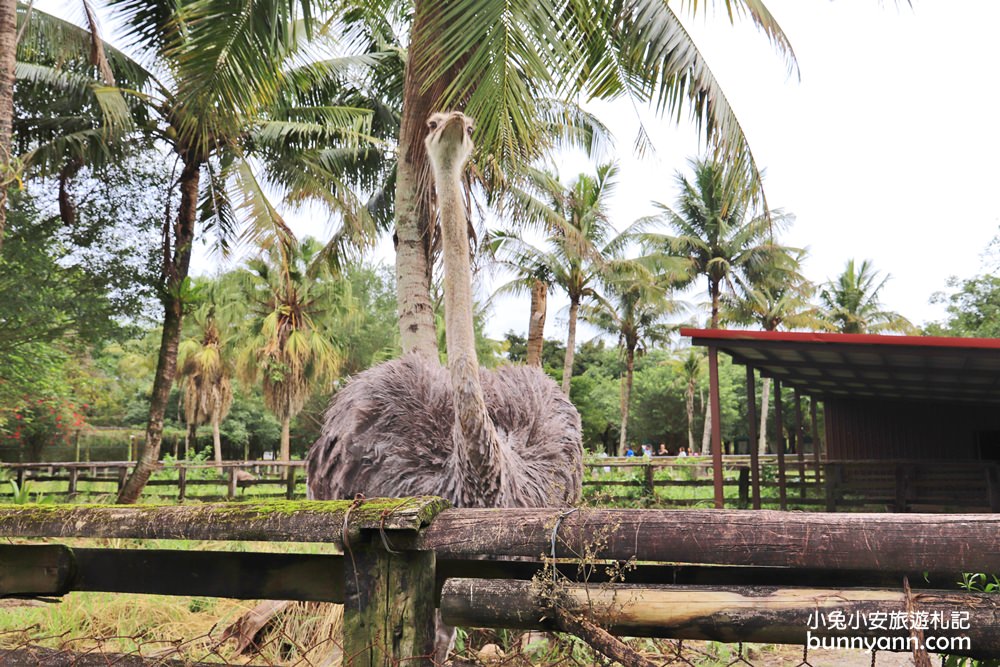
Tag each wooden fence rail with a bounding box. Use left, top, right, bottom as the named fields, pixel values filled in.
left=5, top=457, right=1000, bottom=512
left=1, top=500, right=998, bottom=664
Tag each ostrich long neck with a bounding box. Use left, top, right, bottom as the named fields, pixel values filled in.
left=437, top=158, right=503, bottom=503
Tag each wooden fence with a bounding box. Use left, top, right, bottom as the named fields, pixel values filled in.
left=1, top=499, right=998, bottom=665
left=5, top=456, right=1000, bottom=512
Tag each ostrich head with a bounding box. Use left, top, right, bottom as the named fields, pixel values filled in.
left=424, top=111, right=474, bottom=180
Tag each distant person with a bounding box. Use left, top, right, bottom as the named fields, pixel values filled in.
left=658, top=444, right=669, bottom=456
left=625, top=445, right=636, bottom=457
left=641, top=444, right=653, bottom=457
left=678, top=447, right=688, bottom=458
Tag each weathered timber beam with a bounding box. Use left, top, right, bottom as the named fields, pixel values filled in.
left=0, top=544, right=74, bottom=596
left=0, top=497, right=450, bottom=543
left=410, top=509, right=1000, bottom=571
left=440, top=579, right=1000, bottom=659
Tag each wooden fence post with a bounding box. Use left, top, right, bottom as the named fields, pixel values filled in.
left=67, top=467, right=78, bottom=499
left=117, top=466, right=127, bottom=492
left=643, top=464, right=654, bottom=499
left=341, top=500, right=448, bottom=667
left=737, top=467, right=750, bottom=509
left=178, top=466, right=187, bottom=503
left=227, top=468, right=238, bottom=500
left=286, top=465, right=297, bottom=500
left=987, top=466, right=1000, bottom=513
left=824, top=463, right=842, bottom=513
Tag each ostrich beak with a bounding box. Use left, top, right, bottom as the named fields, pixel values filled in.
left=441, top=114, right=467, bottom=143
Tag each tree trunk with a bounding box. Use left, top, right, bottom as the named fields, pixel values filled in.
left=393, top=0, right=452, bottom=358
left=0, top=0, right=17, bottom=252
left=184, top=421, right=196, bottom=461
left=758, top=376, right=771, bottom=455
left=525, top=279, right=547, bottom=367
left=212, top=413, right=223, bottom=472
left=685, top=378, right=695, bottom=452
left=280, top=416, right=291, bottom=463
left=561, top=298, right=579, bottom=396
left=117, top=157, right=200, bottom=504
left=700, top=393, right=711, bottom=455
left=709, top=280, right=721, bottom=329
left=617, top=347, right=635, bottom=456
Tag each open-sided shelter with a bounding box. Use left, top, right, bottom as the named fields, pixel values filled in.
left=682, top=327, right=1000, bottom=511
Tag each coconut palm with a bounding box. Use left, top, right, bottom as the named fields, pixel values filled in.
left=237, top=238, right=343, bottom=469
left=582, top=264, right=677, bottom=455
left=673, top=349, right=704, bottom=454
left=339, top=0, right=797, bottom=357
left=721, top=249, right=822, bottom=454
left=645, top=158, right=796, bottom=328
left=819, top=259, right=916, bottom=334
left=487, top=236, right=553, bottom=367
left=177, top=304, right=233, bottom=468
left=75, top=0, right=378, bottom=503
left=489, top=163, right=633, bottom=395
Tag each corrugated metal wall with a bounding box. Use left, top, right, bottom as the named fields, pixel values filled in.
left=824, top=398, right=998, bottom=460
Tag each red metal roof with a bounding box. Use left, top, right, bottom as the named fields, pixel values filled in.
left=681, top=328, right=1000, bottom=405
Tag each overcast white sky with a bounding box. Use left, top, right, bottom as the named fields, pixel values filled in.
left=51, top=1, right=1000, bottom=343
left=483, top=0, right=1000, bottom=342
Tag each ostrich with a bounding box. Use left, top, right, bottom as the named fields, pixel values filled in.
left=306, top=110, right=582, bottom=509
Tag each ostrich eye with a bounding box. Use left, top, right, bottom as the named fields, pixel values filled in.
left=428, top=120, right=438, bottom=130
left=466, top=125, right=474, bottom=136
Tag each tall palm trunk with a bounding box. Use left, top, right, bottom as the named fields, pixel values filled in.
left=0, top=0, right=17, bottom=252
left=685, top=378, right=696, bottom=452
left=525, top=279, right=547, bottom=367
left=617, top=347, right=636, bottom=456
left=758, top=376, right=771, bottom=455
left=279, top=416, right=290, bottom=464
left=118, top=157, right=200, bottom=503
left=184, top=421, right=196, bottom=460
left=701, top=279, right=720, bottom=454
left=212, top=412, right=223, bottom=469
left=561, top=297, right=579, bottom=395
left=394, top=0, right=452, bottom=358
left=700, top=395, right=711, bottom=455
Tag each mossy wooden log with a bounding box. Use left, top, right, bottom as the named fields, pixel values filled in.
left=342, top=534, right=436, bottom=667
left=0, top=497, right=450, bottom=543
left=441, top=579, right=1000, bottom=658
left=412, top=509, right=1000, bottom=572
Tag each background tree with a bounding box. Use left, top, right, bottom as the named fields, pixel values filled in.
left=491, top=163, right=630, bottom=396
left=646, top=157, right=793, bottom=452
left=722, top=248, right=820, bottom=453
left=383, top=0, right=796, bottom=356
left=819, top=259, right=915, bottom=334
left=176, top=304, right=233, bottom=468
left=673, top=349, right=704, bottom=454
left=98, top=0, right=379, bottom=503
left=237, top=238, right=342, bottom=469
left=582, top=264, right=677, bottom=454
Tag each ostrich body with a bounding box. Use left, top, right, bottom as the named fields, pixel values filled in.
left=307, top=111, right=582, bottom=508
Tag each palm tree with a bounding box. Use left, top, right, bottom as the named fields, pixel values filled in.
left=342, top=0, right=798, bottom=357
left=645, top=158, right=796, bottom=328
left=646, top=157, right=795, bottom=453
left=487, top=235, right=553, bottom=368
left=76, top=0, right=376, bottom=503
left=237, top=238, right=342, bottom=469
left=177, top=304, right=234, bottom=468
left=674, top=349, right=704, bottom=454
left=819, top=259, right=916, bottom=335
left=582, top=264, right=677, bottom=455
left=490, top=163, right=631, bottom=395
left=722, top=249, right=821, bottom=454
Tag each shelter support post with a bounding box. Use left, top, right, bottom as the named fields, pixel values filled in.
left=708, top=345, right=724, bottom=509
left=773, top=379, right=787, bottom=510
left=794, top=389, right=806, bottom=499
left=810, top=398, right=821, bottom=485
left=745, top=365, right=761, bottom=509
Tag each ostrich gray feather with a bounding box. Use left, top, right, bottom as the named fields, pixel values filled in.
left=306, top=353, right=583, bottom=507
